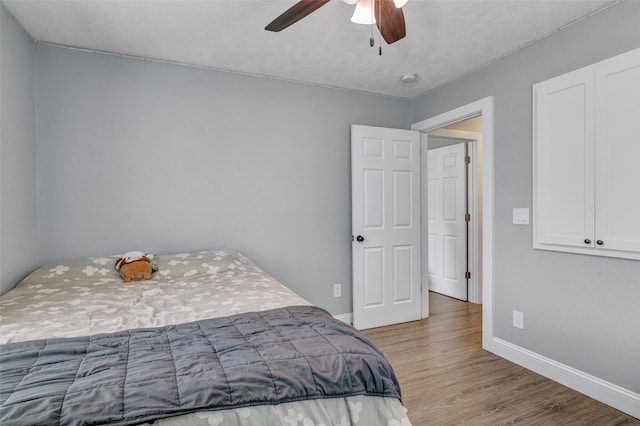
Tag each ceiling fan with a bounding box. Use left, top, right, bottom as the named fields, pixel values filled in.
left=265, top=0, right=407, bottom=46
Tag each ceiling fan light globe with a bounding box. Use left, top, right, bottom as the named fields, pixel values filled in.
left=351, top=0, right=376, bottom=25
left=394, top=0, right=409, bottom=8
left=342, top=0, right=358, bottom=4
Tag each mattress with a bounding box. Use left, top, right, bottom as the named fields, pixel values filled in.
left=0, top=250, right=411, bottom=425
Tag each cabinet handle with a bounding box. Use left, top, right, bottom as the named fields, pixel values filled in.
left=584, top=239, right=591, bottom=244
left=596, top=240, right=604, bottom=246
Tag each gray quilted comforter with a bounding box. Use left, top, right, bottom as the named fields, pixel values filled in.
left=0, top=305, right=401, bottom=425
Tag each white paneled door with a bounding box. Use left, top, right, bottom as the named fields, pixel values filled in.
left=427, top=143, right=468, bottom=301
left=351, top=125, right=421, bottom=330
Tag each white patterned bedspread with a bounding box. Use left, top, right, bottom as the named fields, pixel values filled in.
left=0, top=250, right=310, bottom=344
left=0, top=250, right=411, bottom=425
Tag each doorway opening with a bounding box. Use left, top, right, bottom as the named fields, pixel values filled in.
left=412, top=96, right=494, bottom=351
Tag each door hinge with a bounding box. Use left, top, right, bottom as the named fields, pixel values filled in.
left=465, top=271, right=471, bottom=280
left=465, top=156, right=471, bottom=164
left=465, top=213, right=471, bottom=222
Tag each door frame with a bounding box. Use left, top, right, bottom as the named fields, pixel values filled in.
left=412, top=96, right=495, bottom=352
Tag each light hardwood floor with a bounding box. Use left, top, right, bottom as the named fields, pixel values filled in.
left=362, top=292, right=639, bottom=425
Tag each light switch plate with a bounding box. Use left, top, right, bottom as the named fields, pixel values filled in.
left=513, top=208, right=530, bottom=225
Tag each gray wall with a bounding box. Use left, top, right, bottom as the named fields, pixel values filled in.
left=34, top=43, right=410, bottom=315
left=411, top=1, right=640, bottom=393
left=0, top=5, right=37, bottom=295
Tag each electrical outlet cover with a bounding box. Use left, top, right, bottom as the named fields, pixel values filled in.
left=333, top=283, right=341, bottom=298
left=513, top=310, right=524, bottom=329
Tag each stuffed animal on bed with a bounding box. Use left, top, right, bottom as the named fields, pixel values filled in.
left=115, top=251, right=158, bottom=282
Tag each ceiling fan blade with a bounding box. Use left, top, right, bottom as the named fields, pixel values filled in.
left=265, top=0, right=331, bottom=32
left=374, top=0, right=406, bottom=44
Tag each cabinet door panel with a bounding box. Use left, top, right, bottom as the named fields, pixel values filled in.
left=533, top=69, right=595, bottom=248
left=595, top=50, right=640, bottom=253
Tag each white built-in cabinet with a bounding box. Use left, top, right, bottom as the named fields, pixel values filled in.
left=533, top=48, right=640, bottom=260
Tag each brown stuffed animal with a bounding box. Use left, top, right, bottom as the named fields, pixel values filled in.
left=115, top=251, right=155, bottom=282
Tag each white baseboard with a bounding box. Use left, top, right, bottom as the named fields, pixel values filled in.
left=492, top=337, right=640, bottom=419
left=334, top=313, right=353, bottom=325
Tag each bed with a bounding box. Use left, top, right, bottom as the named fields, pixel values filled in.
left=0, top=249, right=410, bottom=425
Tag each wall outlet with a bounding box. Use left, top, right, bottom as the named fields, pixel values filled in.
left=333, top=283, right=342, bottom=298
left=513, top=310, right=524, bottom=329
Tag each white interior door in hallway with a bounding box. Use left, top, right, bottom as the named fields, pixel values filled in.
left=427, top=143, right=468, bottom=301
left=351, top=125, right=422, bottom=330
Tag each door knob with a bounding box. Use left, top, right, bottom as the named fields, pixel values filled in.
left=596, top=240, right=604, bottom=246
left=584, top=239, right=591, bottom=244
left=356, top=235, right=365, bottom=242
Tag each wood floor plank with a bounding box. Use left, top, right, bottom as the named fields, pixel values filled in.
left=363, top=292, right=639, bottom=425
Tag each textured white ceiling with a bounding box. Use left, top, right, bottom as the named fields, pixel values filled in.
left=2, top=0, right=618, bottom=99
